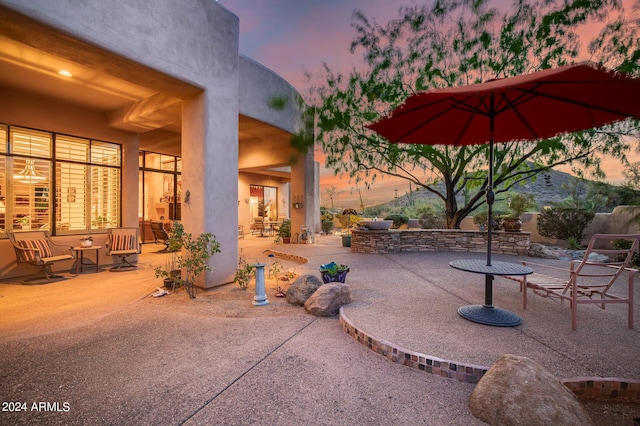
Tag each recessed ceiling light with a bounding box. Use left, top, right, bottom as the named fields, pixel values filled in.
left=58, top=70, right=72, bottom=77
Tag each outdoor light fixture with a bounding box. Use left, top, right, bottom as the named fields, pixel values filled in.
left=292, top=195, right=304, bottom=209
left=58, top=70, right=72, bottom=77
left=13, top=159, right=47, bottom=183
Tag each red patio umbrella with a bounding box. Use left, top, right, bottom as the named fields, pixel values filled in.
left=367, top=61, right=640, bottom=325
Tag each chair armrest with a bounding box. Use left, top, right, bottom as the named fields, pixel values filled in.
left=46, top=239, right=74, bottom=255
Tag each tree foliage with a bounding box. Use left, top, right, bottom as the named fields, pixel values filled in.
left=310, top=0, right=639, bottom=228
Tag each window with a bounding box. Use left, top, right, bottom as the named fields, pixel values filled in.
left=138, top=151, right=181, bottom=242
left=0, top=124, right=121, bottom=235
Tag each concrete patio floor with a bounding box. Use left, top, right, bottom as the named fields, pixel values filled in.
left=0, top=233, right=638, bottom=424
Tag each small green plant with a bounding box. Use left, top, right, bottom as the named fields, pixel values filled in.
left=612, top=239, right=640, bottom=267
left=506, top=193, right=535, bottom=219
left=234, top=263, right=255, bottom=291
left=270, top=260, right=285, bottom=296
left=92, top=215, right=110, bottom=228
left=154, top=222, right=220, bottom=299
left=566, top=237, right=581, bottom=250
left=16, top=215, right=30, bottom=227
left=278, top=219, right=291, bottom=238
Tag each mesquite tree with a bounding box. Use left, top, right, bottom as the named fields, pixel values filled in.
left=311, top=0, right=639, bottom=228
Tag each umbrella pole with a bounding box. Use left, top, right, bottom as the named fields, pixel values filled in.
left=486, top=143, right=495, bottom=266
left=485, top=112, right=495, bottom=308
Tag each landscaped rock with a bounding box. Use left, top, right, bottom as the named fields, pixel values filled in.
left=528, top=243, right=568, bottom=259
left=469, top=354, right=593, bottom=426
left=286, top=274, right=323, bottom=306
left=304, top=283, right=353, bottom=316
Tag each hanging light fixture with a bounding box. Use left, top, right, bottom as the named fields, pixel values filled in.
left=14, top=159, right=47, bottom=183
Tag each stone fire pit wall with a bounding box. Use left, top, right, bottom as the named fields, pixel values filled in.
left=351, top=229, right=530, bottom=256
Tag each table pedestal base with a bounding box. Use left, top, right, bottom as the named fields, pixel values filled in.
left=458, top=305, right=522, bottom=327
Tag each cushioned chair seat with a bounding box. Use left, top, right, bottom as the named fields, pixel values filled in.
left=8, top=231, right=75, bottom=283
left=106, top=228, right=141, bottom=272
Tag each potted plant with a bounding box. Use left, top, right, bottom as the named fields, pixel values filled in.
left=92, top=215, right=110, bottom=229
left=339, top=209, right=360, bottom=247
left=155, top=252, right=181, bottom=289
left=278, top=219, right=291, bottom=244
left=501, top=194, right=534, bottom=232
left=319, top=261, right=350, bottom=283
left=79, top=236, right=93, bottom=247
left=16, top=215, right=30, bottom=230
left=154, top=222, right=184, bottom=289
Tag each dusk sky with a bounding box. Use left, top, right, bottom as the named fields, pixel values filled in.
left=218, top=0, right=636, bottom=209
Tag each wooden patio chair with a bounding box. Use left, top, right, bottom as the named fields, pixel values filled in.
left=7, top=230, right=75, bottom=283
left=106, top=227, right=141, bottom=271
left=505, top=233, right=640, bottom=330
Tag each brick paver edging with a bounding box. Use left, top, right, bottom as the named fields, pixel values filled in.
left=339, top=308, right=640, bottom=403
left=339, top=309, right=488, bottom=384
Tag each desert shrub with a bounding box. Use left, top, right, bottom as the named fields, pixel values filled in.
left=418, top=212, right=446, bottom=229
left=363, top=205, right=385, bottom=217
left=322, top=219, right=334, bottom=234
left=537, top=206, right=595, bottom=245
left=384, top=214, right=409, bottom=229
left=472, top=211, right=488, bottom=226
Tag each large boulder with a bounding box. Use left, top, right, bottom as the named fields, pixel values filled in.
left=304, top=283, right=353, bottom=316
left=286, top=274, right=323, bottom=306
left=469, top=354, right=593, bottom=426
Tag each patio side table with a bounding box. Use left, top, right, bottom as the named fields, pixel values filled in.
left=73, top=245, right=103, bottom=274
left=449, top=259, right=532, bottom=327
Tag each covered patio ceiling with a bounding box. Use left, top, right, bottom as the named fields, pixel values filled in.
left=0, top=6, right=292, bottom=177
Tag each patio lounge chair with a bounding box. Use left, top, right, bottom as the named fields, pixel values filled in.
left=150, top=221, right=171, bottom=252
left=505, top=233, right=640, bottom=330
left=8, top=230, right=75, bottom=283
left=106, top=227, right=141, bottom=271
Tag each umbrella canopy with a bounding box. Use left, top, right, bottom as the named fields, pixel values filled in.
left=367, top=61, right=640, bottom=146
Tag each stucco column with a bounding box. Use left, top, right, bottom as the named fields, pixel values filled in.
left=290, top=148, right=317, bottom=240
left=182, top=91, right=238, bottom=287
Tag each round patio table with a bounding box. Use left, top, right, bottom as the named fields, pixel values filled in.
left=449, top=259, right=532, bottom=327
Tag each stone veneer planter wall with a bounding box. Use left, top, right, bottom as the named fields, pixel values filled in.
left=351, top=229, right=530, bottom=256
